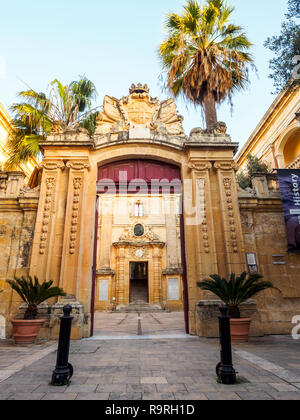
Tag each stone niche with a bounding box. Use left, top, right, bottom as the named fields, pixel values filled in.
left=196, top=300, right=263, bottom=338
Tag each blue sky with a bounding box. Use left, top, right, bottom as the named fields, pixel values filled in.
left=0, top=0, right=288, bottom=147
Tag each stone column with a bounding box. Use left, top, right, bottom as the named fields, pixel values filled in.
left=29, top=159, right=65, bottom=283
left=188, top=161, right=218, bottom=280
left=59, top=159, right=90, bottom=298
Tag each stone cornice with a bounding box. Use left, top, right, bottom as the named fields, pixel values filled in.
left=93, top=135, right=185, bottom=151
left=113, top=241, right=165, bottom=248
left=184, top=141, right=239, bottom=154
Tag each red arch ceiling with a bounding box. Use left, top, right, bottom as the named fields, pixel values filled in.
left=98, top=159, right=181, bottom=183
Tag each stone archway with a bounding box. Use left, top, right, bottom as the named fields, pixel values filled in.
left=91, top=158, right=189, bottom=335
left=25, top=83, right=245, bottom=340
left=275, top=123, right=300, bottom=168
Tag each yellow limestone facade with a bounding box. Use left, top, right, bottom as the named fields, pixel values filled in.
left=1, top=84, right=300, bottom=340
left=236, top=87, right=300, bottom=170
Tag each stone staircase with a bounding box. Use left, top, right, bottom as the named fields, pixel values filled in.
left=116, top=301, right=164, bottom=313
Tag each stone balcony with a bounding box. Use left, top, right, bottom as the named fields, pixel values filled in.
left=287, top=155, right=300, bottom=169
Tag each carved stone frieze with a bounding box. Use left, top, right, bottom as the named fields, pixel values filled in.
left=223, top=177, right=238, bottom=253
left=19, top=185, right=40, bottom=198
left=39, top=177, right=56, bottom=254
left=69, top=177, right=83, bottom=254
left=197, top=178, right=210, bottom=254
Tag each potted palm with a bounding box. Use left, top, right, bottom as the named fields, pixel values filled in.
left=197, top=272, right=274, bottom=342
left=7, top=276, right=66, bottom=344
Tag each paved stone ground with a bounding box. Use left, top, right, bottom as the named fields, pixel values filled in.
left=93, top=312, right=186, bottom=338
left=0, top=333, right=300, bottom=400
left=0, top=340, right=57, bottom=384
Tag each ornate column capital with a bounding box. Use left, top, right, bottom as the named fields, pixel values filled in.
left=66, top=160, right=90, bottom=171
left=40, top=160, right=65, bottom=171
left=188, top=161, right=212, bottom=171
left=214, top=161, right=239, bottom=171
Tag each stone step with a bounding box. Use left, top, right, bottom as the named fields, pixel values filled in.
left=116, top=303, right=164, bottom=313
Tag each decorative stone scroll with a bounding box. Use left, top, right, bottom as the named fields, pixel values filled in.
left=223, top=178, right=238, bottom=253
left=69, top=177, right=83, bottom=254
left=39, top=177, right=56, bottom=254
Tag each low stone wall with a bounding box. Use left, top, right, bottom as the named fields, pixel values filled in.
left=196, top=300, right=263, bottom=338
left=239, top=173, right=300, bottom=336
left=0, top=172, right=40, bottom=338
left=17, top=296, right=90, bottom=340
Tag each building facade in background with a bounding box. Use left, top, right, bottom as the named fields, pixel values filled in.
left=236, top=87, right=300, bottom=170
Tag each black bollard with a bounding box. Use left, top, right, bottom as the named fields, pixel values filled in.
left=51, top=304, right=74, bottom=386
left=216, top=304, right=237, bottom=385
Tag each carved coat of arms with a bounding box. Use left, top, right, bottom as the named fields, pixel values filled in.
left=96, top=83, right=184, bottom=136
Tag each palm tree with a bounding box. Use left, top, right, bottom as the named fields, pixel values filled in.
left=5, top=76, right=98, bottom=169
left=159, top=0, right=255, bottom=130
left=197, top=272, right=274, bottom=318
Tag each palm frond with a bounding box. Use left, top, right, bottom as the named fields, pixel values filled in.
left=197, top=271, right=274, bottom=310
left=158, top=0, right=254, bottom=127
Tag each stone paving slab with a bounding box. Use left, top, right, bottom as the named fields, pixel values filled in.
left=0, top=335, right=299, bottom=400
left=0, top=340, right=57, bottom=383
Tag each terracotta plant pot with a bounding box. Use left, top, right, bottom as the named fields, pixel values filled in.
left=11, top=319, right=45, bottom=344
left=230, top=318, right=251, bottom=343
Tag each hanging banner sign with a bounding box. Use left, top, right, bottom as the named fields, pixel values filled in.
left=277, top=169, right=300, bottom=252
